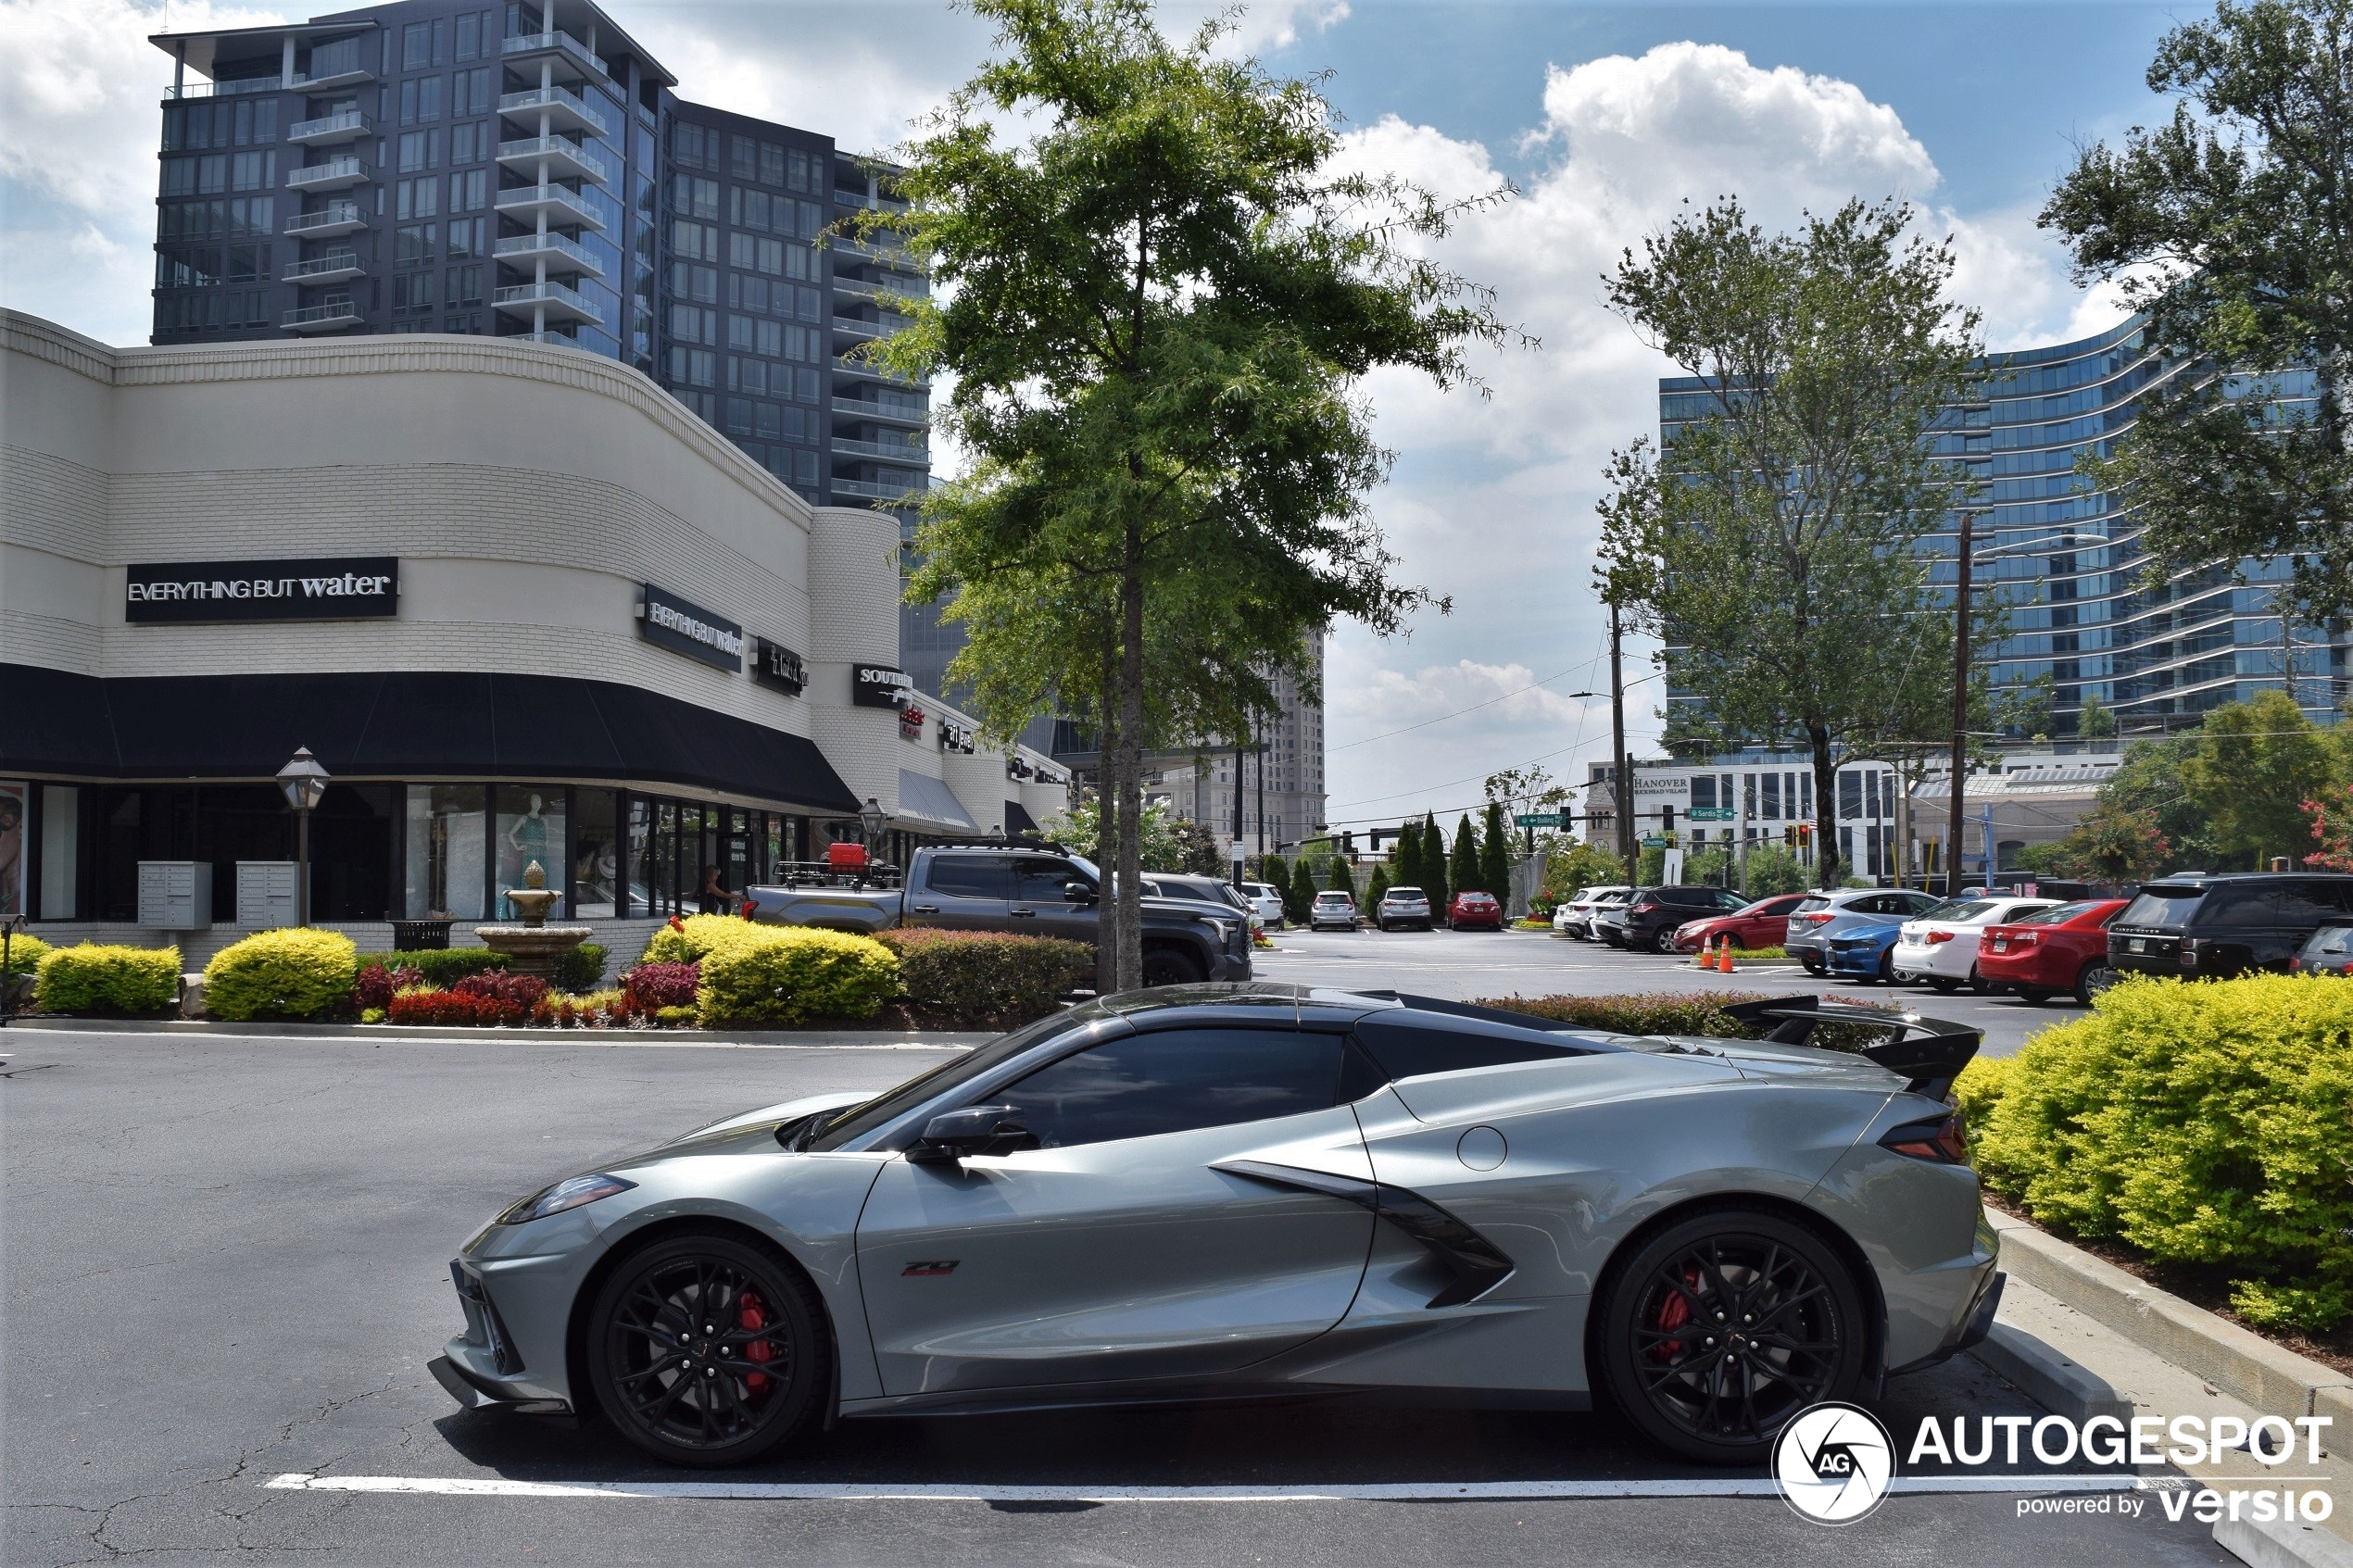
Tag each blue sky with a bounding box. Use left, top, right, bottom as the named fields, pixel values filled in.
left=0, top=0, right=2185, bottom=829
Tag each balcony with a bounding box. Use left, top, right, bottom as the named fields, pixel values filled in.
left=832, top=474, right=928, bottom=501
left=494, top=230, right=603, bottom=278
left=287, top=156, right=368, bottom=193
left=493, top=279, right=601, bottom=325
left=831, top=358, right=928, bottom=392
left=495, top=135, right=608, bottom=184
left=283, top=202, right=366, bottom=237
left=832, top=313, right=915, bottom=343
left=833, top=437, right=930, bottom=466
left=501, top=28, right=608, bottom=82
left=831, top=395, right=929, bottom=429
left=497, top=85, right=613, bottom=139
left=494, top=182, right=604, bottom=230
left=283, top=298, right=362, bottom=332
left=164, top=76, right=282, bottom=100
left=290, top=62, right=373, bottom=93
left=836, top=276, right=926, bottom=307
left=832, top=237, right=922, bottom=272
left=283, top=251, right=365, bottom=285
left=287, top=109, right=370, bottom=145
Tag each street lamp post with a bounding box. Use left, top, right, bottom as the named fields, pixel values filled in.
left=274, top=747, right=332, bottom=927
left=859, top=797, right=887, bottom=861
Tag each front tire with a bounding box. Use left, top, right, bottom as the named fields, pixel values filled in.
left=1800, top=957, right=1825, bottom=976
left=1594, top=1209, right=1869, bottom=1466
left=1140, top=947, right=1206, bottom=986
left=586, top=1232, right=831, bottom=1469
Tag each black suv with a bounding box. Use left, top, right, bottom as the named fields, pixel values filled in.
left=2108, top=872, right=2353, bottom=980
left=1608, top=884, right=1750, bottom=954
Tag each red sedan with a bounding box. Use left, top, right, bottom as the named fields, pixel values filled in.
left=1671, top=893, right=1811, bottom=954
left=1977, top=898, right=2128, bottom=1006
left=1448, top=890, right=1504, bottom=930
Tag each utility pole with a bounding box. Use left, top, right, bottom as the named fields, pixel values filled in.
left=1233, top=729, right=1246, bottom=872
left=1945, top=511, right=1974, bottom=897
left=1610, top=597, right=1635, bottom=871
left=1255, top=710, right=1266, bottom=865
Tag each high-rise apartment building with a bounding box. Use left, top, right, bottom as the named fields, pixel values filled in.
left=148, top=1, right=930, bottom=526
left=1156, top=636, right=1327, bottom=856
left=1658, top=318, right=2342, bottom=739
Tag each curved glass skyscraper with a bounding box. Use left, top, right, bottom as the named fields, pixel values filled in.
left=1660, top=317, right=2338, bottom=740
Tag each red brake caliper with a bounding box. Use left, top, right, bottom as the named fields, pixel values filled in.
left=738, top=1291, right=772, bottom=1394
left=1648, top=1266, right=1699, bottom=1363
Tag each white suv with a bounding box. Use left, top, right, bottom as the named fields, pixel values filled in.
left=1554, top=885, right=1631, bottom=938
left=1240, top=881, right=1287, bottom=929
left=1309, top=890, right=1359, bottom=932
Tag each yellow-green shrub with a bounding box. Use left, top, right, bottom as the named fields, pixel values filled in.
left=2, top=930, right=52, bottom=976
left=696, top=927, right=900, bottom=1026
left=204, top=928, right=359, bottom=1022
left=1971, top=972, right=2353, bottom=1333
left=35, top=943, right=182, bottom=1014
left=639, top=913, right=765, bottom=966
left=1951, top=1054, right=2016, bottom=1131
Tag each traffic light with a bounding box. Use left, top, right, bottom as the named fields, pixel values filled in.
left=1796, top=823, right=1811, bottom=848
left=1783, top=825, right=1796, bottom=848
left=1661, top=806, right=1676, bottom=832
left=1340, top=831, right=1355, bottom=854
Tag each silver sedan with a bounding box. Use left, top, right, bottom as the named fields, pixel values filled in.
left=434, top=985, right=2000, bottom=1470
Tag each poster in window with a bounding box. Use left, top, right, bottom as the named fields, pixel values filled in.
left=0, top=782, right=25, bottom=918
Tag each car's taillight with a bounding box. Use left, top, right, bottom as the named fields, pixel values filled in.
left=1925, top=928, right=1955, bottom=944
left=2291, top=958, right=2304, bottom=972
left=1881, top=1114, right=1969, bottom=1164
left=1799, top=912, right=1832, bottom=924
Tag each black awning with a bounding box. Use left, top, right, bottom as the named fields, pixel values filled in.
left=1005, top=798, right=1039, bottom=835
left=0, top=663, right=861, bottom=814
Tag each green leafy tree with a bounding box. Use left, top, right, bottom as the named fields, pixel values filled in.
left=1599, top=198, right=1986, bottom=889
left=1740, top=843, right=1809, bottom=897
left=1635, top=845, right=1667, bottom=884
left=1394, top=821, right=1424, bottom=893
left=2042, top=0, right=2353, bottom=621
left=1260, top=851, right=1287, bottom=894
left=2022, top=802, right=2172, bottom=883
left=1327, top=856, right=1358, bottom=901
left=1173, top=816, right=1224, bottom=876
left=1478, top=802, right=1512, bottom=900
left=1043, top=797, right=1189, bottom=871
left=1419, top=814, right=1449, bottom=910
left=1539, top=841, right=1628, bottom=901
left=1287, top=856, right=1319, bottom=924
left=2096, top=734, right=2211, bottom=872
left=1366, top=865, right=1391, bottom=908
left=2183, top=689, right=2346, bottom=868
left=2077, top=692, right=2119, bottom=741
left=873, top=0, right=1508, bottom=990
left=1448, top=813, right=1481, bottom=908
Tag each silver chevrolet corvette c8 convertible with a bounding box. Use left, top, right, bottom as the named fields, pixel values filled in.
left=431, top=984, right=2002, bottom=1467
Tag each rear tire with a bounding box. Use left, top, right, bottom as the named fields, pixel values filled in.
left=1594, top=1209, right=1869, bottom=1465
left=2075, top=963, right=2115, bottom=1006
left=1651, top=928, right=1677, bottom=956
left=1140, top=948, right=1205, bottom=986
left=586, top=1231, right=831, bottom=1469
left=1967, top=965, right=1990, bottom=995
left=1926, top=977, right=1959, bottom=994
left=2013, top=985, right=2052, bottom=1005
left=1800, top=957, right=1825, bottom=976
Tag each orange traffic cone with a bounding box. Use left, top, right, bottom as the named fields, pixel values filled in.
left=1719, top=940, right=1737, bottom=973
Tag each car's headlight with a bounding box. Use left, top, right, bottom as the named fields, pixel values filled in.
left=1208, top=917, right=1239, bottom=940
left=497, top=1173, right=636, bottom=1225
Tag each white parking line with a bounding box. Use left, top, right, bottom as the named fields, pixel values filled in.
left=264, top=1472, right=2167, bottom=1504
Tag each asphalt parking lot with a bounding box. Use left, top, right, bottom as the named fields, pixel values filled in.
left=3, top=1027, right=2233, bottom=1566
left=1253, top=923, right=2076, bottom=1058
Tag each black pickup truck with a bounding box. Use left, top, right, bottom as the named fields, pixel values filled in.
left=747, top=844, right=1252, bottom=988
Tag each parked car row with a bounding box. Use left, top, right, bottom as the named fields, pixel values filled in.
left=1296, top=885, right=1511, bottom=931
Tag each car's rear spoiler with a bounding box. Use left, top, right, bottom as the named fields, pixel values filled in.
left=1719, top=996, right=1981, bottom=1099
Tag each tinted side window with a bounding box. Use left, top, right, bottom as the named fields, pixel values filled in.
left=1015, top=858, right=1087, bottom=900
left=994, top=1028, right=1341, bottom=1149
left=2280, top=881, right=2353, bottom=926
left=1353, top=1013, right=1590, bottom=1080
left=925, top=856, right=1017, bottom=899
left=2200, top=886, right=2279, bottom=930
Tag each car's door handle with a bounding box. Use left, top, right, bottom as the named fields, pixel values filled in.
left=1007, top=907, right=1036, bottom=917
left=910, top=905, right=940, bottom=914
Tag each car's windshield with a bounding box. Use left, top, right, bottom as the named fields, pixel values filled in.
left=2120, top=884, right=2206, bottom=928
left=1920, top=899, right=1996, bottom=922
left=799, top=1010, right=1100, bottom=1152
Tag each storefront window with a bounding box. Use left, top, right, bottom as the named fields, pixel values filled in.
left=494, top=785, right=566, bottom=919
left=0, top=781, right=25, bottom=918
left=653, top=799, right=681, bottom=915
left=39, top=784, right=78, bottom=920
left=624, top=795, right=654, bottom=915
left=573, top=788, right=619, bottom=918
left=405, top=784, right=486, bottom=919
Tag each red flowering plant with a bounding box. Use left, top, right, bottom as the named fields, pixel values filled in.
left=623, top=960, right=700, bottom=1016
left=2304, top=784, right=2353, bottom=872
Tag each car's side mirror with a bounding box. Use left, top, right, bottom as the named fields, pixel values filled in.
left=908, top=1104, right=1032, bottom=1164
left=1063, top=882, right=1097, bottom=905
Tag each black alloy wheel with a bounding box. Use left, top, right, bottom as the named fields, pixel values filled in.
left=1140, top=948, right=1206, bottom=986
left=585, top=1232, right=830, bottom=1468
left=1596, top=1210, right=1868, bottom=1465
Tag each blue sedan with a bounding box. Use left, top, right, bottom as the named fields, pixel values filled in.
left=1827, top=915, right=1910, bottom=985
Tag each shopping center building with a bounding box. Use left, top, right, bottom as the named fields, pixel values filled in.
left=0, top=311, right=1067, bottom=955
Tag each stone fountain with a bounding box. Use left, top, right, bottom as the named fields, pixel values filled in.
left=473, top=860, right=594, bottom=984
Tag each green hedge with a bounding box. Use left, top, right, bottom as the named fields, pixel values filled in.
left=353, top=947, right=510, bottom=988
left=1963, top=972, right=2353, bottom=1334
left=697, top=927, right=900, bottom=1026
left=205, top=928, right=358, bottom=1022
left=36, top=944, right=182, bottom=1015
left=877, top=929, right=1089, bottom=1028
left=2, top=931, right=52, bottom=977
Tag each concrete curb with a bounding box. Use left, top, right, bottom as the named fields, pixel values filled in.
left=0, top=1017, right=989, bottom=1047
left=1985, top=1210, right=2353, bottom=1421
left=1967, top=1321, right=2132, bottom=1422
left=2218, top=1518, right=2353, bottom=1568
